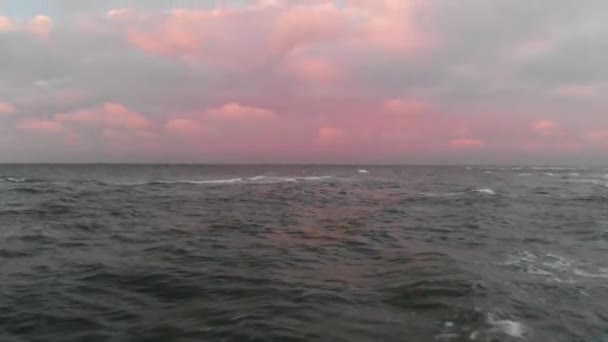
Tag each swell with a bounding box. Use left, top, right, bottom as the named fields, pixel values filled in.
left=143, top=175, right=334, bottom=186
left=0, top=176, right=44, bottom=184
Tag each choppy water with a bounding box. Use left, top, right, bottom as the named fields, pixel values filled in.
left=1, top=164, right=608, bottom=341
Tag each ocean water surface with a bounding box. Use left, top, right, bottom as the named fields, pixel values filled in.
left=1, top=165, right=608, bottom=341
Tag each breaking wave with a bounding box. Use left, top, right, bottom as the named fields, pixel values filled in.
left=146, top=175, right=334, bottom=186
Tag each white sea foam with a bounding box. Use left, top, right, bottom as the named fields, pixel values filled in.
left=423, top=188, right=496, bottom=196
left=573, top=268, right=608, bottom=279
left=487, top=315, right=526, bottom=338
left=0, top=177, right=27, bottom=183
left=249, top=176, right=298, bottom=183
left=249, top=175, right=333, bottom=184
left=504, top=250, right=608, bottom=283
left=153, top=178, right=244, bottom=185
left=484, top=171, right=494, bottom=174
left=503, top=250, right=538, bottom=265
left=299, top=176, right=334, bottom=181
left=192, top=178, right=243, bottom=184
left=149, top=175, right=334, bottom=186
left=248, top=176, right=267, bottom=181
left=469, top=313, right=527, bottom=340
left=357, top=169, right=369, bottom=174
left=531, top=166, right=581, bottom=170
left=544, top=173, right=555, bottom=177
left=518, top=173, right=533, bottom=176
left=569, top=172, right=581, bottom=177
left=542, top=254, right=573, bottom=271
left=476, top=188, right=496, bottom=195
left=525, top=265, right=554, bottom=277
left=570, top=179, right=604, bottom=185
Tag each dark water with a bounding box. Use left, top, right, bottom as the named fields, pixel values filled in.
left=1, top=165, right=608, bottom=342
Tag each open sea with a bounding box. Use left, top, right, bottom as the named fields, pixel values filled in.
left=1, top=164, right=608, bottom=342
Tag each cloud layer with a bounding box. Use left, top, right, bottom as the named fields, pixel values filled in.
left=1, top=0, right=607, bottom=164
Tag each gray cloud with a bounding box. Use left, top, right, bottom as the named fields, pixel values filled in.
left=1, top=0, right=608, bottom=163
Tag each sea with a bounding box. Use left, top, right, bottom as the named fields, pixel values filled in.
left=1, top=164, right=608, bottom=341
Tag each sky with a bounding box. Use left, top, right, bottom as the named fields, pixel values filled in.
left=0, top=0, right=607, bottom=165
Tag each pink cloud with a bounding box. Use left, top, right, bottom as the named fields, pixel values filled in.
left=272, top=3, right=357, bottom=54
left=18, top=119, right=64, bottom=134
left=257, top=0, right=283, bottom=7
left=119, top=2, right=431, bottom=68
left=55, top=103, right=149, bottom=129
left=125, top=9, right=214, bottom=62
left=318, top=126, right=346, bottom=144
left=585, top=130, right=608, bottom=143
left=27, top=16, right=52, bottom=38
left=0, top=101, right=15, bottom=115
left=107, top=8, right=132, bottom=20
left=554, top=84, right=597, bottom=98
left=533, top=120, right=557, bottom=135
left=127, top=27, right=201, bottom=61
left=0, top=16, right=17, bottom=31
left=284, top=51, right=342, bottom=83
left=384, top=99, right=431, bottom=115
left=206, top=103, right=276, bottom=120
left=448, top=138, right=484, bottom=148
left=350, top=0, right=436, bottom=53
left=166, top=119, right=204, bottom=135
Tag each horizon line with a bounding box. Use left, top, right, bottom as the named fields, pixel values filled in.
left=0, top=162, right=601, bottom=167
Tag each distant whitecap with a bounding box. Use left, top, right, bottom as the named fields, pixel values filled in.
left=476, top=188, right=496, bottom=195
left=247, top=175, right=332, bottom=184
left=152, top=178, right=243, bottom=185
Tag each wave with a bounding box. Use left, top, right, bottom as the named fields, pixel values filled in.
left=418, top=188, right=496, bottom=197
left=475, top=188, right=496, bottom=195
left=503, top=250, right=608, bottom=283
left=419, top=192, right=466, bottom=197
left=298, top=176, right=333, bottom=181
left=478, top=167, right=526, bottom=171
left=0, top=176, right=40, bottom=184
left=439, top=311, right=526, bottom=341
left=485, top=314, right=526, bottom=339
left=357, top=169, right=369, bottom=174
left=249, top=175, right=333, bottom=183
left=530, top=166, right=582, bottom=170
left=569, top=179, right=607, bottom=186
left=573, top=268, right=608, bottom=279
left=151, top=178, right=244, bottom=185
left=248, top=175, right=297, bottom=184
left=477, top=166, right=582, bottom=171
left=189, top=178, right=243, bottom=185
left=144, top=175, right=334, bottom=186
